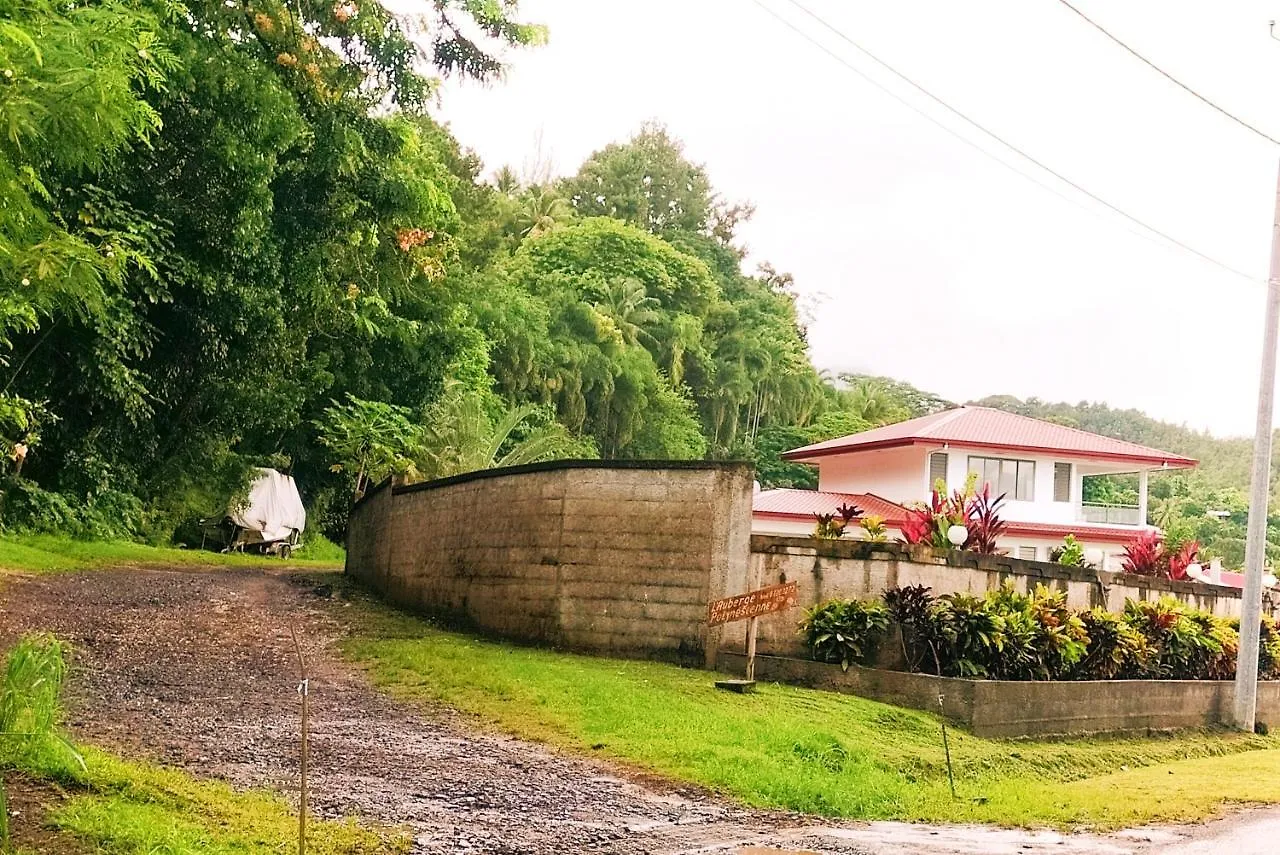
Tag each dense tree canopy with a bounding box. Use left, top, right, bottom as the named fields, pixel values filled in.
left=8, top=0, right=1259, bottom=572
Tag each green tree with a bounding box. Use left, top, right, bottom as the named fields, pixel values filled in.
left=414, top=386, right=593, bottom=482
left=314, top=396, right=420, bottom=500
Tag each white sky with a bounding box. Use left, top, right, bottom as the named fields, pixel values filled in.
left=434, top=0, right=1280, bottom=438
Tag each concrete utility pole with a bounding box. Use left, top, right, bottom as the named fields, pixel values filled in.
left=1233, top=158, right=1280, bottom=731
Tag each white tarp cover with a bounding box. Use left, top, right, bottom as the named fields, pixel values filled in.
left=230, top=468, right=306, bottom=543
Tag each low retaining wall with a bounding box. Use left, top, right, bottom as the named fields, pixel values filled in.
left=738, top=537, right=1273, bottom=658
left=717, top=652, right=1280, bottom=737
left=346, top=460, right=754, bottom=665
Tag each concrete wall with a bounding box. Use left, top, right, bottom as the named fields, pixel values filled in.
left=718, top=652, right=1280, bottom=737
left=345, top=461, right=754, bottom=665
left=737, top=536, right=1273, bottom=658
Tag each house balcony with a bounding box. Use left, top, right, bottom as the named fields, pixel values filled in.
left=1079, top=501, right=1143, bottom=526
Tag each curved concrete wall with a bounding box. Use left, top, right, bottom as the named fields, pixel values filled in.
left=345, top=461, right=754, bottom=665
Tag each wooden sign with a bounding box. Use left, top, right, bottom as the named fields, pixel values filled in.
left=707, top=581, right=798, bottom=627
left=709, top=581, right=798, bottom=689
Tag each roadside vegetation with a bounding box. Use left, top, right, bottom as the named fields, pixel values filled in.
left=801, top=582, right=1272, bottom=682
left=335, top=585, right=1280, bottom=828
left=0, top=634, right=402, bottom=853
left=0, top=534, right=343, bottom=575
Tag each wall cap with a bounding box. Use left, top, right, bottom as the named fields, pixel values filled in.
left=392, top=458, right=755, bottom=496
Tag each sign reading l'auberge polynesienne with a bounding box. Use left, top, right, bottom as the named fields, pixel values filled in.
left=707, top=581, right=799, bottom=627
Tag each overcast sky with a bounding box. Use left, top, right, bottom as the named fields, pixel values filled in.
left=435, top=0, right=1280, bottom=437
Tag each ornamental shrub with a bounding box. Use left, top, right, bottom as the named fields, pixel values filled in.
left=799, top=599, right=890, bottom=671
left=1069, top=608, right=1153, bottom=680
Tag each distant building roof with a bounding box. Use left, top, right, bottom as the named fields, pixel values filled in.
left=781, top=406, right=1198, bottom=468
left=751, top=488, right=908, bottom=524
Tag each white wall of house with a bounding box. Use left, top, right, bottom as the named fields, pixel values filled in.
left=932, top=446, right=1079, bottom=525
left=815, top=445, right=930, bottom=504
left=994, top=535, right=1123, bottom=571
left=815, top=443, right=1149, bottom=530
left=751, top=515, right=818, bottom=537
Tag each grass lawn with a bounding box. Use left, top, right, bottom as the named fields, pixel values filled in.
left=14, top=748, right=405, bottom=854
left=0, top=533, right=344, bottom=574
left=338, top=591, right=1280, bottom=829
left=2, top=634, right=397, bottom=854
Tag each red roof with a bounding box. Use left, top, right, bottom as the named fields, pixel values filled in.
left=782, top=406, right=1198, bottom=468
left=752, top=489, right=1148, bottom=543
left=752, top=489, right=908, bottom=524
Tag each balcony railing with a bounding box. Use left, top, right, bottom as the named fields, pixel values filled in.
left=1080, top=502, right=1142, bottom=525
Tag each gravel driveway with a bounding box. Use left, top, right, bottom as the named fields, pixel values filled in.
left=0, top=566, right=1272, bottom=854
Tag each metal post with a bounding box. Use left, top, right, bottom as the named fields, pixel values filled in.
left=1233, top=157, right=1280, bottom=731
left=745, top=616, right=759, bottom=682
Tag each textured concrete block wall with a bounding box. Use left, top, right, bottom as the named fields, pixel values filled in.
left=345, top=461, right=754, bottom=664
left=719, top=652, right=1280, bottom=737
left=739, top=537, right=1264, bottom=659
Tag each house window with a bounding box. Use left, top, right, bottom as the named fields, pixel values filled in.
left=1018, top=546, right=1038, bottom=561
left=929, top=452, right=948, bottom=490
left=968, top=456, right=1035, bottom=501
left=1053, top=463, right=1072, bottom=503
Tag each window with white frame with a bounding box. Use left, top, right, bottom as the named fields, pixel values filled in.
left=968, top=455, right=1035, bottom=501
left=1017, top=546, right=1038, bottom=561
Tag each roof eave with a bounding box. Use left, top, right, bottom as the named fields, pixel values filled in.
left=782, top=437, right=1197, bottom=469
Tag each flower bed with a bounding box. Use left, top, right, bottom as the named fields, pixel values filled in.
left=798, top=583, right=1280, bottom=682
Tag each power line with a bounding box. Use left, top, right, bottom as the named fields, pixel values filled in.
left=1053, top=0, right=1280, bottom=147
left=753, top=0, right=1260, bottom=284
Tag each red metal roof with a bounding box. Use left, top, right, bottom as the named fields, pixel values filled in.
left=752, top=489, right=908, bottom=524
left=999, top=521, right=1147, bottom=544
left=781, top=406, right=1198, bottom=468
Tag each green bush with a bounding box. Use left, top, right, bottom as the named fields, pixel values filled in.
left=799, top=599, right=890, bottom=671
left=803, top=588, right=1254, bottom=683
left=2, top=480, right=148, bottom=541
left=1070, top=608, right=1153, bottom=680
left=1123, top=598, right=1235, bottom=680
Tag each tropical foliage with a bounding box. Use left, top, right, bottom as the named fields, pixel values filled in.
left=4, top=1, right=893, bottom=543
left=805, top=586, right=1274, bottom=682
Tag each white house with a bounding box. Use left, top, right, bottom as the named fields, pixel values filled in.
left=752, top=406, right=1198, bottom=568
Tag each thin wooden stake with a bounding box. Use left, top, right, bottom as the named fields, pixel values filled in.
left=289, top=625, right=309, bottom=855
left=745, top=616, right=759, bottom=682
left=938, top=692, right=956, bottom=799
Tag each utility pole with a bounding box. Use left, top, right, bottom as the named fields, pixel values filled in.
left=1233, top=157, right=1280, bottom=731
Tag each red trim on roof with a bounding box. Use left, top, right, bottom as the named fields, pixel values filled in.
left=781, top=406, right=1198, bottom=469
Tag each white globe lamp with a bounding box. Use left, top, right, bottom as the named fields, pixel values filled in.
left=946, top=524, right=968, bottom=547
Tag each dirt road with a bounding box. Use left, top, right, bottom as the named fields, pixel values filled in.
left=0, top=567, right=1273, bottom=854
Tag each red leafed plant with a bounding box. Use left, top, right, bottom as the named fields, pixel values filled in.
left=1121, top=531, right=1165, bottom=576
left=1167, top=540, right=1201, bottom=581
left=813, top=502, right=863, bottom=540
left=900, top=506, right=934, bottom=546
left=964, top=484, right=1007, bottom=555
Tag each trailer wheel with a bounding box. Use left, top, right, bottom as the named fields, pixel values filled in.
left=279, top=544, right=293, bottom=560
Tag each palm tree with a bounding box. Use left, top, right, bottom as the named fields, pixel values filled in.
left=516, top=185, right=572, bottom=238
left=595, top=277, right=660, bottom=348
left=493, top=165, right=521, bottom=197
left=412, top=386, right=585, bottom=482
left=843, top=378, right=900, bottom=425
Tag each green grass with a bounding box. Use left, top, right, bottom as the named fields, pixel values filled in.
left=0, top=533, right=344, bottom=574
left=47, top=748, right=402, bottom=854
left=1, top=634, right=401, bottom=854
left=338, top=596, right=1280, bottom=829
